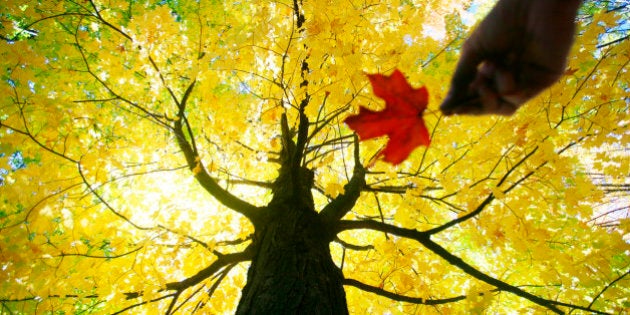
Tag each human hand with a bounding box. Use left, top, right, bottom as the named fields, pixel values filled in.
left=440, top=0, right=582, bottom=116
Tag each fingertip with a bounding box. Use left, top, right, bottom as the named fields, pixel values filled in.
left=440, top=94, right=484, bottom=116
left=439, top=98, right=457, bottom=116
left=440, top=107, right=455, bottom=116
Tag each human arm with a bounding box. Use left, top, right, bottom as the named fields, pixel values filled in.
left=440, top=0, right=582, bottom=116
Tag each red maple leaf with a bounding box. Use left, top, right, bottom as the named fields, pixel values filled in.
left=345, top=69, right=430, bottom=165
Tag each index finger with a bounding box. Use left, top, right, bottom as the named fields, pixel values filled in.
left=440, top=41, right=484, bottom=115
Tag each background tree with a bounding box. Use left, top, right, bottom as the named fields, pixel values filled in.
left=1, top=0, right=629, bottom=314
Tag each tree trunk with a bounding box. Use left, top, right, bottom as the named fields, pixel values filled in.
left=235, top=204, right=348, bottom=315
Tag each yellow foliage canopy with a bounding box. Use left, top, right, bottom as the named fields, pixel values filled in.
left=0, top=0, right=629, bottom=314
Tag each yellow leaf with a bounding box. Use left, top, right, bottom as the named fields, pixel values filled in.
left=325, top=182, right=345, bottom=198
left=192, top=162, right=202, bottom=175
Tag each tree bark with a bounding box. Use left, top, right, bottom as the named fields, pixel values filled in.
left=235, top=204, right=347, bottom=315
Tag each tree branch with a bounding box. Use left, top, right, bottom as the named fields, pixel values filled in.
left=424, top=146, right=539, bottom=235
left=420, top=237, right=564, bottom=314
left=170, top=262, right=238, bottom=314
left=2, top=108, right=79, bottom=164
left=338, top=220, right=428, bottom=240
left=78, top=161, right=153, bottom=231
left=58, top=246, right=142, bottom=259
left=333, top=237, right=374, bottom=251
left=72, top=26, right=168, bottom=129
left=343, top=278, right=466, bottom=305
left=338, top=220, right=570, bottom=314
left=113, top=293, right=177, bottom=314
left=172, top=81, right=261, bottom=224
left=164, top=246, right=254, bottom=292
left=596, top=34, right=629, bottom=49
left=587, top=268, right=630, bottom=310
left=423, top=193, right=495, bottom=235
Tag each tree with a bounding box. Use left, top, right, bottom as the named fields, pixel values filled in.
left=1, top=0, right=629, bottom=313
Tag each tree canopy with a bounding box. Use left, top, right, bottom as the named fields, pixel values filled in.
left=1, top=0, right=629, bottom=314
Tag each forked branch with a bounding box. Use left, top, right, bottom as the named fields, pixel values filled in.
left=320, top=135, right=366, bottom=225
left=337, top=220, right=610, bottom=314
